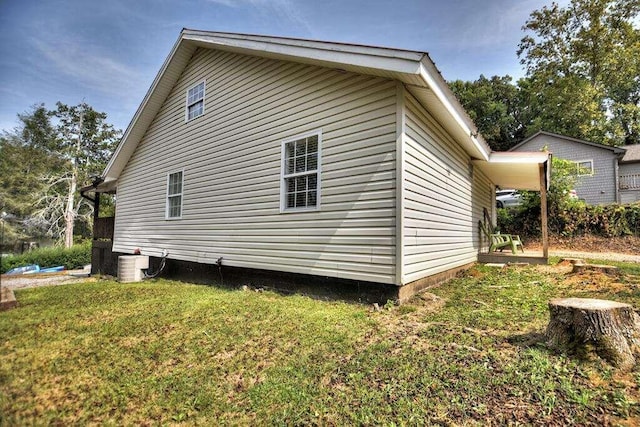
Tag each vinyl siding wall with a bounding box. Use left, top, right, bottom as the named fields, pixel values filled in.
left=402, top=93, right=493, bottom=284
left=114, top=48, right=398, bottom=284
left=512, top=135, right=619, bottom=204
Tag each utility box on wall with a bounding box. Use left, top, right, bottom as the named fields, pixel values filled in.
left=118, top=255, right=150, bottom=283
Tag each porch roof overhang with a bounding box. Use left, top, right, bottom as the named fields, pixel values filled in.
left=472, top=151, right=551, bottom=191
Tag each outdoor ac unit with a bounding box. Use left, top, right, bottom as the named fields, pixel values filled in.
left=118, top=255, right=149, bottom=283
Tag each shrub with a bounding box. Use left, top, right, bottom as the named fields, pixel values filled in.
left=499, top=202, right=640, bottom=238
left=0, top=241, right=91, bottom=274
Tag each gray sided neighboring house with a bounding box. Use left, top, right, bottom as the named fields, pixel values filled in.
left=510, top=131, right=626, bottom=205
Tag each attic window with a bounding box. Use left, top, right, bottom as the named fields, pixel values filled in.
left=281, top=131, right=321, bottom=212
left=186, top=81, right=205, bottom=121
left=166, top=170, right=183, bottom=219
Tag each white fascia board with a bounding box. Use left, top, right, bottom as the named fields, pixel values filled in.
left=182, top=31, right=424, bottom=76
left=487, top=151, right=550, bottom=164
left=417, top=61, right=490, bottom=161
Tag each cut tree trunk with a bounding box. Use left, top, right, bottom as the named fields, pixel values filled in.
left=546, top=298, right=640, bottom=370
left=571, top=263, right=619, bottom=275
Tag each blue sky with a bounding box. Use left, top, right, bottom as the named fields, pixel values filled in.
left=0, top=0, right=562, bottom=133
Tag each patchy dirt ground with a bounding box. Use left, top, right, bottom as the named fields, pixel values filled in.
left=376, top=260, right=640, bottom=425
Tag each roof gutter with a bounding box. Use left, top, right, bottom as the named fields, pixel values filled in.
left=79, top=177, right=105, bottom=204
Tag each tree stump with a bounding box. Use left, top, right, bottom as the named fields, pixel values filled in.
left=571, top=263, right=619, bottom=275
left=560, top=258, right=585, bottom=265
left=546, top=298, right=640, bottom=370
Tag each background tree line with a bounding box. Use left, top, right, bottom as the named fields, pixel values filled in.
left=0, top=103, right=120, bottom=249
left=450, top=0, right=640, bottom=151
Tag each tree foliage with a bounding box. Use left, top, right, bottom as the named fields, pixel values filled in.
left=0, top=103, right=120, bottom=248
left=450, top=0, right=639, bottom=149
left=518, top=0, right=640, bottom=145
left=0, top=105, right=64, bottom=243
left=36, top=102, right=120, bottom=247
left=449, top=75, right=528, bottom=151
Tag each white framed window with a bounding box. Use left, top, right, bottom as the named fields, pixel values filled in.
left=166, top=170, right=184, bottom=219
left=280, top=130, right=321, bottom=212
left=186, top=81, right=205, bottom=121
left=575, top=159, right=594, bottom=176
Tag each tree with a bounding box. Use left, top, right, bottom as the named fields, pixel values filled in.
left=1, top=103, right=120, bottom=248
left=449, top=75, right=528, bottom=150
left=34, top=102, right=120, bottom=247
left=518, top=0, right=640, bottom=145
left=519, top=74, right=607, bottom=141
left=0, top=105, right=63, bottom=243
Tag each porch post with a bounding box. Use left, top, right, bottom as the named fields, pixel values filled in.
left=539, top=163, right=549, bottom=258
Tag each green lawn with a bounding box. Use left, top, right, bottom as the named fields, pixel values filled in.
left=1, top=262, right=639, bottom=425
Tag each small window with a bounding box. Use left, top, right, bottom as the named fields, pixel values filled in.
left=166, top=171, right=183, bottom=219
left=186, top=81, right=205, bottom=121
left=281, top=131, right=321, bottom=212
left=575, top=160, right=594, bottom=176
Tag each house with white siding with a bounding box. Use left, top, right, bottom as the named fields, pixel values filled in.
left=87, top=29, right=550, bottom=302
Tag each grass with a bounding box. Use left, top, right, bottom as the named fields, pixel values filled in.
left=1, top=261, right=640, bottom=424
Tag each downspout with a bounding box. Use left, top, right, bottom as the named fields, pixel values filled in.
left=80, top=177, right=105, bottom=222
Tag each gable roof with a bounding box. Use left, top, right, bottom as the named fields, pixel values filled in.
left=97, top=29, right=492, bottom=191
left=510, top=131, right=626, bottom=155
left=621, top=144, right=640, bottom=163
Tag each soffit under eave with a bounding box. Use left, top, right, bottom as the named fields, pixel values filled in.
left=188, top=38, right=426, bottom=86
left=472, top=161, right=542, bottom=191
left=471, top=160, right=548, bottom=191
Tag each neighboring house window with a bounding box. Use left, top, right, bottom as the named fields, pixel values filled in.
left=186, top=81, right=205, bottom=121
left=575, top=160, right=594, bottom=176
left=166, top=171, right=183, bottom=219
left=281, top=131, right=321, bottom=211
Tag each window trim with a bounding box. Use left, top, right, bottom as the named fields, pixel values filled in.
left=280, top=129, right=322, bottom=213
left=575, top=159, right=594, bottom=176
left=185, top=80, right=206, bottom=122
left=165, top=169, right=184, bottom=220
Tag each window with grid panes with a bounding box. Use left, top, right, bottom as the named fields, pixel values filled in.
left=186, top=81, right=205, bottom=120
left=282, top=133, right=320, bottom=210
left=166, top=171, right=183, bottom=219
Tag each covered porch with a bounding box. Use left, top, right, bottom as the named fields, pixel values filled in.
left=473, top=151, right=551, bottom=265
